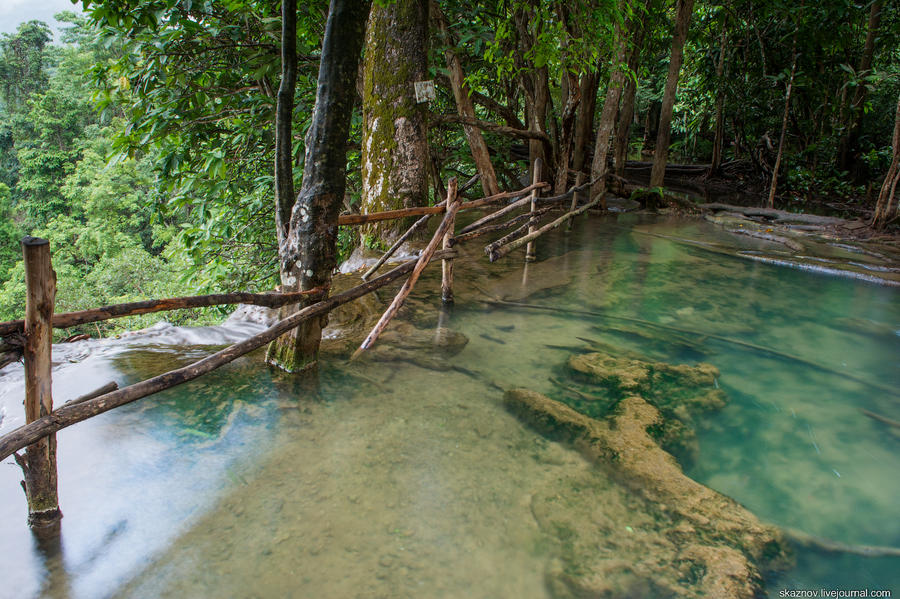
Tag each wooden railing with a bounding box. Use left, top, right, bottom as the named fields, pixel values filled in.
left=0, top=162, right=602, bottom=529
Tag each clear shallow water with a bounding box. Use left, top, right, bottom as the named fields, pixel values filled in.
left=0, top=214, right=897, bottom=598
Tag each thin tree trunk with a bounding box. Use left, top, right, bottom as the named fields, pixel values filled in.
left=649, top=0, right=695, bottom=188
left=767, top=35, right=798, bottom=208
left=837, top=0, right=883, bottom=172
left=432, top=1, right=500, bottom=197
left=873, top=93, right=900, bottom=229
left=361, top=0, right=429, bottom=243
left=274, top=0, right=297, bottom=249
left=267, top=0, right=372, bottom=374
left=708, top=27, right=727, bottom=175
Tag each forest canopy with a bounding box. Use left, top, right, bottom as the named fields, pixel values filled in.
left=0, top=0, right=897, bottom=336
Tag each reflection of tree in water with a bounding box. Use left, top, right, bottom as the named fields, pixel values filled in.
left=108, top=347, right=279, bottom=444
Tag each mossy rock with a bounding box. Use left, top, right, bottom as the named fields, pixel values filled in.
left=568, top=351, right=725, bottom=421
left=503, top=388, right=793, bottom=597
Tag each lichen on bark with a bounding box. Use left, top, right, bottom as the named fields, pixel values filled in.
left=360, top=0, right=429, bottom=243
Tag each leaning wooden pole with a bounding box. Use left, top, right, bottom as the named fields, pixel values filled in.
left=525, top=158, right=542, bottom=262
left=441, top=180, right=459, bottom=303
left=352, top=180, right=462, bottom=359
left=19, top=237, right=61, bottom=529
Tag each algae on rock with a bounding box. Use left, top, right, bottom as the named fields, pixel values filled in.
left=503, top=386, right=792, bottom=598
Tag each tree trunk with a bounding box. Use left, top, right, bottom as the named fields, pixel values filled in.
left=572, top=68, right=599, bottom=174
left=590, top=28, right=630, bottom=206
left=873, top=93, right=900, bottom=229
left=767, top=34, right=798, bottom=209
left=360, top=0, right=429, bottom=243
left=613, top=10, right=648, bottom=179
left=274, top=0, right=297, bottom=251
left=837, top=0, right=883, bottom=173
left=649, top=0, right=695, bottom=188
left=708, top=27, right=727, bottom=175
left=266, top=0, right=372, bottom=374
left=432, top=1, right=500, bottom=197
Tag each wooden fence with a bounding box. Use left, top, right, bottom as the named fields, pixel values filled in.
left=0, top=161, right=600, bottom=529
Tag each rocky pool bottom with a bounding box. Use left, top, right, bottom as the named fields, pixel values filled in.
left=1, top=214, right=898, bottom=598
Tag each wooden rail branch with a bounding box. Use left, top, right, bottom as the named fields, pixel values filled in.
left=351, top=180, right=462, bottom=360
left=0, top=287, right=328, bottom=337
left=487, top=192, right=605, bottom=262
left=337, top=181, right=550, bottom=227
left=361, top=214, right=433, bottom=281
left=483, top=210, right=556, bottom=256
left=452, top=206, right=556, bottom=244
left=0, top=249, right=458, bottom=463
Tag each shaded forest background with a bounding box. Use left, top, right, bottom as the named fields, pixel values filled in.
left=0, top=0, right=897, bottom=336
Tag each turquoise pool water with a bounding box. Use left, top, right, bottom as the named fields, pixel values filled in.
left=0, top=214, right=897, bottom=598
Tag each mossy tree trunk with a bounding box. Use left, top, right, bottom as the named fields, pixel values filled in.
left=267, top=0, right=372, bottom=374
left=361, top=0, right=429, bottom=244
left=649, top=0, right=695, bottom=188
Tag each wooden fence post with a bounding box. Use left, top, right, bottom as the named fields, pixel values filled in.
left=19, top=237, right=61, bottom=529
left=441, top=180, right=458, bottom=304
left=566, top=171, right=584, bottom=232
left=525, top=158, right=542, bottom=262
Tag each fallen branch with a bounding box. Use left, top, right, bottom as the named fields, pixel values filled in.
left=862, top=408, right=900, bottom=429
left=784, top=527, right=900, bottom=558
left=0, top=287, right=328, bottom=337
left=351, top=181, right=462, bottom=360
left=65, top=382, right=119, bottom=406
left=701, top=203, right=845, bottom=226
left=0, top=249, right=457, bottom=462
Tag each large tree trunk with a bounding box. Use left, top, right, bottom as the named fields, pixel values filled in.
left=432, top=1, right=500, bottom=197
left=590, top=29, right=630, bottom=207
left=873, top=93, right=900, bottom=229
left=649, top=0, right=695, bottom=188
left=360, top=0, right=429, bottom=243
left=267, top=0, right=372, bottom=374
left=837, top=0, right=883, bottom=174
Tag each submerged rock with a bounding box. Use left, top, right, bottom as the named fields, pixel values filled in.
left=566, top=351, right=725, bottom=459
left=504, top=388, right=792, bottom=598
